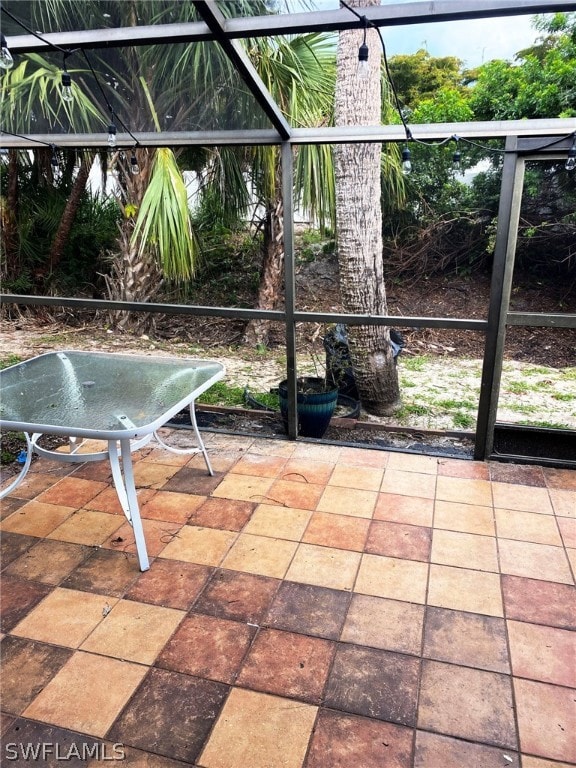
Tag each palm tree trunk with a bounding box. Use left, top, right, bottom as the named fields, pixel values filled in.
left=334, top=0, right=400, bottom=415
left=1, top=150, right=20, bottom=282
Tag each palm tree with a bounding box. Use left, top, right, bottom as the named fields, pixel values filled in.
left=334, top=0, right=402, bottom=415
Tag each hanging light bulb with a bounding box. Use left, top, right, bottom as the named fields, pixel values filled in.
left=566, top=138, right=576, bottom=172
left=61, top=70, right=73, bottom=103
left=107, top=122, right=117, bottom=147
left=452, top=148, right=462, bottom=172
left=50, top=144, right=61, bottom=185
left=401, top=145, right=412, bottom=175
left=130, top=150, right=140, bottom=175
left=358, top=41, right=369, bottom=79
left=0, top=33, right=14, bottom=70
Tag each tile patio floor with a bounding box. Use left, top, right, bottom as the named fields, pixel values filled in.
left=1, top=431, right=575, bottom=767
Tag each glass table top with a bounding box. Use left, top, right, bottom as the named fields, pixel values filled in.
left=0, top=351, right=224, bottom=438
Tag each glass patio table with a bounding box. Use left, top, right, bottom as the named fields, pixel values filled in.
left=0, top=350, right=225, bottom=570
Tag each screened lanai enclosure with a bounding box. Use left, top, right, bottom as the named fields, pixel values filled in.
left=1, top=0, right=575, bottom=467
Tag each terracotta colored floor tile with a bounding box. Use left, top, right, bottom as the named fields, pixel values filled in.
left=381, top=469, right=437, bottom=499
left=221, top=533, right=298, bottom=578
left=373, top=492, right=434, bottom=526
left=159, top=466, right=224, bottom=496
left=435, top=476, right=492, bottom=507
left=36, top=477, right=108, bottom=508
left=324, top=644, right=420, bottom=725
left=0, top=496, right=26, bottom=521
left=237, top=627, right=334, bottom=703
left=266, top=478, right=325, bottom=511
left=305, top=709, right=413, bottom=768
left=428, top=564, right=503, bottom=616
left=243, top=503, right=311, bottom=540
left=437, top=458, right=490, bottom=480
left=185, top=497, right=255, bottom=531
left=316, top=485, right=377, bottom=518
left=507, top=620, right=576, bottom=687
left=418, top=660, right=516, bottom=748
left=302, top=511, right=369, bottom=551
left=280, top=457, right=335, bottom=485
left=157, top=613, right=254, bottom=683
left=125, top=558, right=212, bottom=610
left=4, top=472, right=60, bottom=500
left=199, top=687, right=317, bottom=768
left=24, top=651, right=147, bottom=738
left=342, top=594, right=424, bottom=655
left=549, top=489, right=576, bottom=518
left=0, top=636, right=73, bottom=715
left=140, top=490, right=205, bottom=524
left=434, top=500, right=495, bottom=536
left=160, top=525, right=237, bottom=566
left=338, top=446, right=389, bottom=468
left=46, top=509, right=124, bottom=546
left=514, top=678, right=576, bottom=762
left=492, top=482, right=553, bottom=515
left=71, top=459, right=114, bottom=482
left=543, top=467, right=576, bottom=491
left=138, top=444, right=191, bottom=466
left=62, top=548, right=140, bottom=596
left=355, top=554, right=428, bottom=603
left=80, top=599, right=184, bottom=664
left=387, top=452, right=438, bottom=474
left=495, top=508, right=562, bottom=546
left=286, top=543, right=360, bottom=591
left=0, top=532, right=37, bottom=569
left=109, top=667, right=228, bottom=763
left=200, top=575, right=281, bottom=631
left=0, top=576, right=52, bottom=633
left=558, top=516, right=576, bottom=547
left=567, top=548, right=576, bottom=575
left=211, top=474, right=273, bottom=503
left=498, top=539, right=573, bottom=583
left=521, top=758, right=575, bottom=768
left=132, top=461, right=181, bottom=489
left=0, top=501, right=75, bottom=538
left=265, top=581, right=349, bottom=639
left=489, top=462, right=546, bottom=486
left=502, top=576, right=576, bottom=629
left=87, top=486, right=156, bottom=515
left=431, top=529, right=498, bottom=571
left=229, top=453, right=287, bottom=477
left=366, top=520, right=431, bottom=561
left=101, top=516, right=182, bottom=559
left=423, top=607, right=509, bottom=672
left=328, top=464, right=384, bottom=491
left=414, top=731, right=520, bottom=767
left=4, top=539, right=91, bottom=585
left=11, top=587, right=116, bottom=648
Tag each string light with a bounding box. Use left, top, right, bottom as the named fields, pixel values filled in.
left=401, top=145, right=412, bottom=175
left=107, top=120, right=117, bottom=148
left=61, top=70, right=73, bottom=103
left=566, top=136, right=576, bottom=172
left=130, top=149, right=140, bottom=175
left=452, top=137, right=462, bottom=172
left=357, top=16, right=369, bottom=79
left=0, top=32, right=14, bottom=69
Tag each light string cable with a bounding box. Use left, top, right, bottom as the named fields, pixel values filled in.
left=0, top=5, right=140, bottom=150
left=338, top=0, right=576, bottom=158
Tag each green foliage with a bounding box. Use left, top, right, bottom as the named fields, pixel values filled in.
left=0, top=355, right=22, bottom=370
left=387, top=50, right=465, bottom=110
left=452, top=412, right=474, bottom=429
left=402, top=355, right=430, bottom=371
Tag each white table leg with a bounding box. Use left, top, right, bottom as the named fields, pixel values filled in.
left=108, top=439, right=150, bottom=571
left=189, top=403, right=214, bottom=476
left=0, top=432, right=33, bottom=500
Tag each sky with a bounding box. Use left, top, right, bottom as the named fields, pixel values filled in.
left=304, top=2, right=546, bottom=68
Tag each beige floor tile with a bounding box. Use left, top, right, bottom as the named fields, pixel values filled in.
left=211, top=474, right=273, bottom=503
left=381, top=470, right=437, bottom=499
left=507, top=620, right=576, bottom=687
left=23, top=651, right=147, bottom=738
left=291, top=443, right=342, bottom=462
left=280, top=458, right=335, bottom=485
left=132, top=462, right=181, bottom=489
left=498, top=539, right=573, bottom=584
left=12, top=588, right=117, bottom=648
left=81, top=599, right=184, bottom=664
left=495, top=508, right=562, bottom=546
left=199, top=687, right=317, bottom=768
left=316, top=486, right=378, bottom=518
left=375, top=493, right=434, bottom=527
left=286, top=543, right=361, bottom=591
left=355, top=554, right=428, bottom=604
left=160, top=525, right=237, bottom=566
left=341, top=594, right=424, bottom=655
left=549, top=489, right=576, bottom=518
left=436, top=476, right=493, bottom=507
left=491, top=482, right=553, bottom=515
left=338, top=446, right=389, bottom=467
left=243, top=504, right=312, bottom=541
left=434, top=500, right=495, bottom=536
left=46, top=509, right=124, bottom=546
left=522, top=757, right=576, bottom=768
left=248, top=439, right=295, bottom=458
left=221, top=533, right=298, bottom=578
left=0, top=501, right=75, bottom=538
left=514, top=678, right=576, bottom=763
left=428, top=564, right=503, bottom=616
left=558, top=517, right=576, bottom=548
left=229, top=453, right=287, bottom=478
left=431, top=529, right=499, bottom=572
left=328, top=464, right=384, bottom=492
left=386, top=453, right=438, bottom=474
left=566, top=548, right=576, bottom=574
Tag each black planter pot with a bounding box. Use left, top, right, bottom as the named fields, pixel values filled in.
left=278, top=377, right=339, bottom=438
